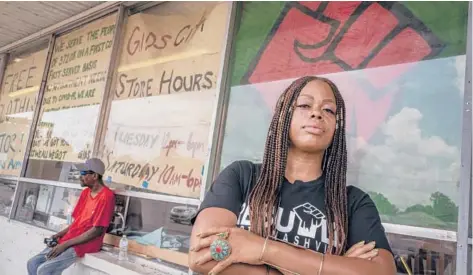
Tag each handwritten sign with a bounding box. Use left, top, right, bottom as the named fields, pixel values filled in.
left=100, top=2, right=230, bottom=197
left=115, top=56, right=220, bottom=100
left=0, top=117, right=30, bottom=176
left=30, top=14, right=116, bottom=163
left=103, top=90, right=215, bottom=198
left=42, top=14, right=116, bottom=112
left=113, top=2, right=229, bottom=101
left=0, top=48, right=48, bottom=176
left=0, top=49, right=47, bottom=119
left=30, top=105, right=99, bottom=162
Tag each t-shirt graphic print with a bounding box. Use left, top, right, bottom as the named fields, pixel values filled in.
left=237, top=201, right=337, bottom=253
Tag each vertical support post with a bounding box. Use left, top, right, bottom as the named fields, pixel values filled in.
left=0, top=53, right=9, bottom=102
left=456, top=2, right=472, bottom=274
left=469, top=4, right=473, bottom=274
left=200, top=2, right=238, bottom=201
left=92, top=5, right=127, bottom=158
left=0, top=53, right=12, bottom=218
left=9, top=34, right=56, bottom=220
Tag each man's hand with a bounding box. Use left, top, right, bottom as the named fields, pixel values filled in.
left=47, top=243, right=69, bottom=259
left=52, top=225, right=71, bottom=241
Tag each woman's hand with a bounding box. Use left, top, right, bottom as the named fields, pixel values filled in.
left=192, top=226, right=378, bottom=274
left=344, top=241, right=379, bottom=260
left=191, top=227, right=265, bottom=275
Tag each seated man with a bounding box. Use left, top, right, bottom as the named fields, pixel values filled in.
left=27, top=158, right=115, bottom=275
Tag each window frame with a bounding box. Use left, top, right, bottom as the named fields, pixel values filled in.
left=456, top=2, right=473, bottom=274
left=2, top=1, right=238, bottom=273
left=210, top=1, right=473, bottom=274
left=0, top=35, right=56, bottom=220
left=0, top=4, right=127, bottom=220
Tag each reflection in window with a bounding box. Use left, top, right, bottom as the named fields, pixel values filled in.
left=15, top=182, right=40, bottom=222
left=0, top=179, right=16, bottom=216
left=14, top=182, right=126, bottom=232
left=99, top=2, right=231, bottom=199
left=219, top=1, right=468, bottom=231
left=15, top=184, right=82, bottom=231
left=388, top=233, right=456, bottom=275
left=109, top=197, right=196, bottom=271
left=25, top=14, right=117, bottom=182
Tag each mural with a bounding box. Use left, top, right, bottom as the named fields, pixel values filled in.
left=221, top=1, right=468, bottom=234
left=246, top=2, right=443, bottom=81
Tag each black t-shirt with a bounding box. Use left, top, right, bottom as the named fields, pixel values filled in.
left=196, top=160, right=392, bottom=254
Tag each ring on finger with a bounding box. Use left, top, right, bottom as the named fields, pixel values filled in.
left=215, top=230, right=230, bottom=240
left=210, top=238, right=232, bottom=262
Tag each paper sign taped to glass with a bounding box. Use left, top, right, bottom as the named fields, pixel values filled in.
left=100, top=1, right=230, bottom=198
left=102, top=90, right=213, bottom=198
left=28, top=14, right=117, bottom=164
left=0, top=118, right=30, bottom=176
left=0, top=48, right=48, bottom=177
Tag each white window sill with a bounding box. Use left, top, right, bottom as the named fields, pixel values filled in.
left=77, top=248, right=188, bottom=275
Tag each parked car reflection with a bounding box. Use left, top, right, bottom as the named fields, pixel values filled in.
left=170, top=206, right=197, bottom=225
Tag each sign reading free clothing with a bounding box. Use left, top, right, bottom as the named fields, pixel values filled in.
left=102, top=2, right=231, bottom=198
left=0, top=48, right=48, bottom=177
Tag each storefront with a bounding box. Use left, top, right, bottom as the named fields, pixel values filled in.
left=0, top=1, right=471, bottom=275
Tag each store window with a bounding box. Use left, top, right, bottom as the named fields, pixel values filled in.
left=0, top=45, right=49, bottom=217
left=110, top=198, right=195, bottom=272
left=24, top=14, right=117, bottom=183
left=13, top=179, right=127, bottom=232
left=219, top=2, right=468, bottom=274
left=14, top=183, right=82, bottom=230
left=99, top=2, right=231, bottom=199
left=11, top=14, right=118, bottom=227
left=0, top=47, right=48, bottom=178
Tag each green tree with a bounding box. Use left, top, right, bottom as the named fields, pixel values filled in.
left=404, top=204, right=434, bottom=215
left=430, top=192, right=458, bottom=223
left=403, top=192, right=458, bottom=223
left=368, top=192, right=399, bottom=216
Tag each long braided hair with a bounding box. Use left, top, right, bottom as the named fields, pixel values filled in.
left=248, top=76, right=348, bottom=255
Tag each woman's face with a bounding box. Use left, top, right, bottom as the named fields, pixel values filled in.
left=289, top=80, right=337, bottom=153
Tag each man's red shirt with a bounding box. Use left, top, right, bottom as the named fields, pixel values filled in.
left=60, top=186, right=115, bottom=257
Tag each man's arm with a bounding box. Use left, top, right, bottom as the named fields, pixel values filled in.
left=62, top=226, right=105, bottom=248
left=47, top=226, right=106, bottom=258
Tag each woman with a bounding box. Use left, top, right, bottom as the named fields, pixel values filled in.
left=189, top=76, right=396, bottom=275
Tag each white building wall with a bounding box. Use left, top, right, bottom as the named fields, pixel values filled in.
left=0, top=216, right=105, bottom=275
left=0, top=216, right=51, bottom=275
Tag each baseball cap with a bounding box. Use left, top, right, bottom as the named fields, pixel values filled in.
left=74, top=158, right=105, bottom=176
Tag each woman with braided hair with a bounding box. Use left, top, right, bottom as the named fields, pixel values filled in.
left=189, top=76, right=396, bottom=275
